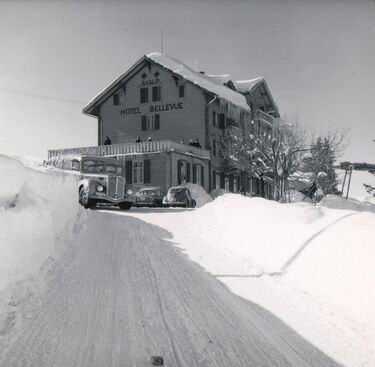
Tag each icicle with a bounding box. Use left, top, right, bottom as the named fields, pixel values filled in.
left=219, top=99, right=250, bottom=125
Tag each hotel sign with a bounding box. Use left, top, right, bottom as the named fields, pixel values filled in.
left=121, top=102, right=183, bottom=115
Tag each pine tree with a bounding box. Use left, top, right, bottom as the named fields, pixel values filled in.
left=303, top=134, right=342, bottom=195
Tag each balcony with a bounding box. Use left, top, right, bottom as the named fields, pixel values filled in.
left=254, top=110, right=274, bottom=127
left=48, top=139, right=211, bottom=160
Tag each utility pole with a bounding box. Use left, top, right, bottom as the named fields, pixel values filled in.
left=161, top=28, right=163, bottom=53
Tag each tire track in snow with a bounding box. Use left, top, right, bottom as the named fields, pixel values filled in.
left=1, top=211, right=343, bottom=367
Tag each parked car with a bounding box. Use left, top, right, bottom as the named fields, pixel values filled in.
left=162, top=186, right=196, bottom=208
left=47, top=154, right=132, bottom=210
left=134, top=187, right=164, bottom=207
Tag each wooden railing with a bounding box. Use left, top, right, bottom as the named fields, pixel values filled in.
left=255, top=110, right=274, bottom=126
left=48, top=139, right=211, bottom=160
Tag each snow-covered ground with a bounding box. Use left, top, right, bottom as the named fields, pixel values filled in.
left=0, top=154, right=374, bottom=366
left=126, top=194, right=375, bottom=367
left=337, top=168, right=375, bottom=201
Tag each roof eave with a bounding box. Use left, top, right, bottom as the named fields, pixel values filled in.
left=82, top=54, right=150, bottom=117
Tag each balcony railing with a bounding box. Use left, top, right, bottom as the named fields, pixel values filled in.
left=254, top=110, right=274, bottom=126
left=48, top=139, right=211, bottom=160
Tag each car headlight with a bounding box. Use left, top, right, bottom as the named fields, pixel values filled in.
left=97, top=184, right=104, bottom=192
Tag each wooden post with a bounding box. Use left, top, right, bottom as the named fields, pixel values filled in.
left=345, top=165, right=354, bottom=199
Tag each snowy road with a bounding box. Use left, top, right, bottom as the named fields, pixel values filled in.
left=0, top=210, right=341, bottom=367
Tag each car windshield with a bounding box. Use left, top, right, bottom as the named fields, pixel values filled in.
left=168, top=188, right=188, bottom=200
left=82, top=160, right=104, bottom=173
left=170, top=188, right=186, bottom=194
left=105, top=164, right=121, bottom=174
left=81, top=159, right=120, bottom=174
left=139, top=190, right=156, bottom=196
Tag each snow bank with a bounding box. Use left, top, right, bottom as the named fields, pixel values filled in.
left=0, top=154, right=27, bottom=208
left=184, top=183, right=212, bottom=208
left=320, top=194, right=375, bottom=213
left=0, top=155, right=83, bottom=296
left=210, top=188, right=230, bottom=199
left=179, top=195, right=375, bottom=367
left=185, top=194, right=337, bottom=275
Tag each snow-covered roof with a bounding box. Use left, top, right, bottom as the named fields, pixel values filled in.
left=233, top=77, right=264, bottom=94
left=83, top=53, right=250, bottom=117
left=146, top=53, right=249, bottom=111
left=205, top=74, right=232, bottom=85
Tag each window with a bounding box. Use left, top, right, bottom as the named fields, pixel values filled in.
left=140, top=88, right=149, bottom=103
left=72, top=160, right=80, bottom=171
left=62, top=159, right=71, bottom=170
left=212, top=139, right=216, bottom=156
left=179, top=85, right=185, bottom=98
left=141, top=114, right=160, bottom=130
left=193, top=164, right=204, bottom=186
left=152, top=86, right=161, bottom=102
left=133, top=161, right=143, bottom=184
left=219, top=114, right=225, bottom=129
left=113, top=94, right=120, bottom=106
left=212, top=111, right=219, bottom=128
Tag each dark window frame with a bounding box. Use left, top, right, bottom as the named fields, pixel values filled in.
left=152, top=86, right=161, bottom=102
left=179, top=85, right=185, bottom=98
left=140, top=88, right=149, bottom=103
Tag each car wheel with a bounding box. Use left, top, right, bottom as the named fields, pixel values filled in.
left=190, top=199, right=196, bottom=208
left=119, top=201, right=132, bottom=210
left=79, top=187, right=94, bottom=209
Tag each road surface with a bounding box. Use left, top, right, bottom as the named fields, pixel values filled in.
left=0, top=211, right=341, bottom=366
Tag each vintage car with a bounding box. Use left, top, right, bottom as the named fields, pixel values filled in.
left=162, top=186, right=196, bottom=208
left=47, top=154, right=132, bottom=210
left=134, top=187, right=165, bottom=207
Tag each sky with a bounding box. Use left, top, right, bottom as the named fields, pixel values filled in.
left=0, top=0, right=374, bottom=162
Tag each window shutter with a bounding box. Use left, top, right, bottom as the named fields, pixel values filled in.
left=193, top=164, right=197, bottom=184
left=141, top=116, right=147, bottom=131
left=229, top=174, right=234, bottom=192
left=201, top=166, right=204, bottom=186
left=177, top=160, right=182, bottom=184
left=220, top=172, right=225, bottom=188
left=125, top=161, right=133, bottom=184
left=179, top=85, right=184, bottom=98
left=144, top=159, right=151, bottom=183
left=186, top=163, right=191, bottom=182
left=212, top=170, right=216, bottom=188
left=140, top=88, right=148, bottom=103
left=219, top=114, right=225, bottom=129
left=155, top=114, right=160, bottom=130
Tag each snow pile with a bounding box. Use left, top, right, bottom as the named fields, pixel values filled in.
left=210, top=188, right=230, bottom=199
left=320, top=194, right=375, bottom=213
left=0, top=155, right=82, bottom=296
left=177, top=195, right=375, bottom=367
left=0, top=154, right=27, bottom=208
left=185, top=194, right=335, bottom=275
left=184, top=183, right=212, bottom=208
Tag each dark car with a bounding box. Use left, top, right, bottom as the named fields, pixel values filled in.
left=134, top=187, right=165, bottom=207
left=162, top=186, right=196, bottom=208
